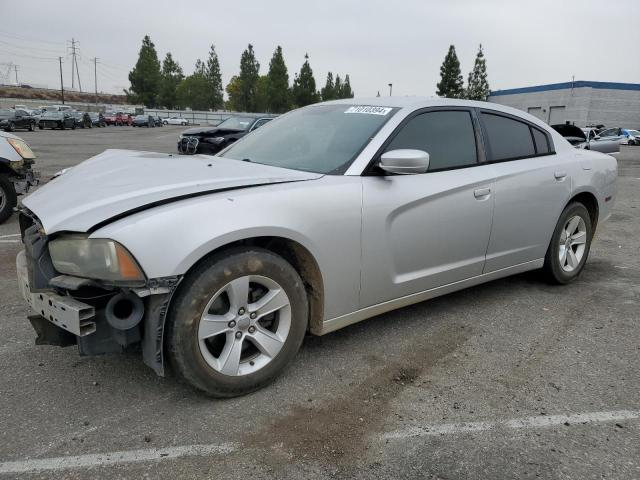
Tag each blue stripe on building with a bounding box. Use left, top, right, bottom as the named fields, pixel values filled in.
left=490, top=81, right=640, bottom=97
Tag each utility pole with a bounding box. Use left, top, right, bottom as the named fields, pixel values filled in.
left=59, top=57, right=65, bottom=104
left=93, top=57, right=98, bottom=105
left=388, top=83, right=393, bottom=96
left=13, top=65, right=19, bottom=85
left=68, top=38, right=82, bottom=92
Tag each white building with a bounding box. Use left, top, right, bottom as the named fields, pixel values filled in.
left=488, top=81, right=640, bottom=128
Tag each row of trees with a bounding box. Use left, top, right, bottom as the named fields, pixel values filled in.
left=125, top=36, right=354, bottom=112
left=436, top=44, right=490, bottom=100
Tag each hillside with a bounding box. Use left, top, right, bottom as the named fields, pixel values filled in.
left=0, top=85, right=129, bottom=105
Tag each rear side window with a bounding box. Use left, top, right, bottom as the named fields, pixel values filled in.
left=531, top=127, right=550, bottom=154
left=385, top=110, right=477, bottom=171
left=481, top=113, right=535, bottom=161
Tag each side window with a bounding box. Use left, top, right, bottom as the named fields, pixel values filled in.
left=384, top=110, right=477, bottom=171
left=252, top=119, right=270, bottom=131
left=531, top=127, right=551, bottom=154
left=599, top=129, right=614, bottom=137
left=481, top=113, right=536, bottom=161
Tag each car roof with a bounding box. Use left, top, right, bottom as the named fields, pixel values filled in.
left=320, top=96, right=554, bottom=130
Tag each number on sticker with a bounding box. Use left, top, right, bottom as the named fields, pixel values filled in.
left=344, top=106, right=392, bottom=116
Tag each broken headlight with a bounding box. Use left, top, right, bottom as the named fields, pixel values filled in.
left=48, top=235, right=145, bottom=283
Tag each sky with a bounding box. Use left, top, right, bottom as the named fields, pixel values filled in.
left=1, top=0, right=638, bottom=98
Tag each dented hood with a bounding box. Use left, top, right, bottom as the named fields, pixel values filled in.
left=22, top=149, right=322, bottom=233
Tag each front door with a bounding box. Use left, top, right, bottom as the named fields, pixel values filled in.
left=360, top=109, right=495, bottom=308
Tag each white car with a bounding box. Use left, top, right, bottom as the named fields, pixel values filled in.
left=0, top=131, right=38, bottom=222
left=163, top=117, right=190, bottom=126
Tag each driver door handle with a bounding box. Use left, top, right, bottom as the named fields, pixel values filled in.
left=554, top=171, right=567, bottom=180
left=474, top=188, right=491, bottom=199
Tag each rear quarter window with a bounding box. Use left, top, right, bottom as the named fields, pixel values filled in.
left=481, top=112, right=535, bottom=161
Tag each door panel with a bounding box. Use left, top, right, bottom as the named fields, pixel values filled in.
left=360, top=165, right=495, bottom=308
left=484, top=154, right=572, bottom=271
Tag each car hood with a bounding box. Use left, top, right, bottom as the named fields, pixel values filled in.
left=181, top=126, right=244, bottom=137
left=551, top=124, right=587, bottom=141
left=22, top=149, right=322, bottom=234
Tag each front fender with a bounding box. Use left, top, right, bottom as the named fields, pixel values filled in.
left=92, top=176, right=363, bottom=322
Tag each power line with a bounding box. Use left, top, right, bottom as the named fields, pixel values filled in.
left=0, top=30, right=66, bottom=46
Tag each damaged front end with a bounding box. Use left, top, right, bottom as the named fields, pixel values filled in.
left=17, top=210, right=180, bottom=376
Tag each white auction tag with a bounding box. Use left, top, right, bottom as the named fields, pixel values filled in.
left=344, top=106, right=392, bottom=116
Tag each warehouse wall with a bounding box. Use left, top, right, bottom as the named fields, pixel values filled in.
left=489, top=87, right=640, bottom=128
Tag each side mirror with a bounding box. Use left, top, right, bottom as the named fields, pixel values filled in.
left=379, top=149, right=430, bottom=175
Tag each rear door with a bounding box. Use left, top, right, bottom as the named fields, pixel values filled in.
left=591, top=128, right=620, bottom=153
left=360, top=108, right=496, bottom=307
left=479, top=110, right=572, bottom=272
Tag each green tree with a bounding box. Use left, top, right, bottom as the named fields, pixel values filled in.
left=465, top=44, right=490, bottom=101
left=205, top=44, right=224, bottom=110
left=255, top=75, right=270, bottom=113
left=341, top=74, right=354, bottom=98
left=292, top=53, right=319, bottom=107
left=126, top=35, right=162, bottom=107
left=225, top=75, right=242, bottom=111
left=176, top=61, right=210, bottom=110
left=436, top=45, right=464, bottom=99
left=158, top=52, right=184, bottom=109
left=333, top=74, right=342, bottom=100
left=237, top=44, right=260, bottom=111
left=321, top=72, right=335, bottom=101
left=266, top=46, right=290, bottom=113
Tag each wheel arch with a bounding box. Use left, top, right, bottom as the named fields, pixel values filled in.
left=566, top=190, right=599, bottom=231
left=172, top=235, right=325, bottom=334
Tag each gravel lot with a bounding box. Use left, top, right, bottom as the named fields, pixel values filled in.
left=1, top=127, right=639, bottom=479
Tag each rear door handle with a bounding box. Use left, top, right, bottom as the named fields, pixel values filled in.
left=474, top=188, right=491, bottom=199
left=554, top=171, right=567, bottom=180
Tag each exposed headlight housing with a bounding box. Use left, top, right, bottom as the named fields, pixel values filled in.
left=49, top=236, right=145, bottom=284
left=211, top=136, right=225, bottom=143
left=7, top=138, right=36, bottom=159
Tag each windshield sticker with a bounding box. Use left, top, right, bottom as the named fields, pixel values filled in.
left=344, top=106, right=392, bottom=116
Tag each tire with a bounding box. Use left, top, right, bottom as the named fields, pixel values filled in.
left=0, top=176, right=17, bottom=224
left=166, top=247, right=309, bottom=397
left=29, top=121, right=35, bottom=132
left=71, top=123, right=76, bottom=130
left=542, top=202, right=593, bottom=284
left=6, top=122, right=14, bottom=132
left=60, top=122, right=65, bottom=130
left=38, top=125, right=43, bottom=130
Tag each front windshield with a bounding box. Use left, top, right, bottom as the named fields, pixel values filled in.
left=42, top=111, right=62, bottom=119
left=218, top=116, right=255, bottom=131
left=627, top=130, right=640, bottom=136
left=220, top=104, right=397, bottom=174
left=135, top=115, right=146, bottom=120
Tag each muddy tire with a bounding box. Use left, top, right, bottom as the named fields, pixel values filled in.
left=0, top=176, right=17, bottom=224
left=542, top=202, right=593, bottom=284
left=166, top=247, right=308, bottom=397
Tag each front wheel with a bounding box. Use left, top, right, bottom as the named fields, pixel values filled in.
left=166, top=247, right=309, bottom=397
left=542, top=202, right=593, bottom=284
left=0, top=176, right=17, bottom=223
left=29, top=121, right=35, bottom=131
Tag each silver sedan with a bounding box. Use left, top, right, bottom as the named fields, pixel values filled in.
left=16, top=98, right=617, bottom=397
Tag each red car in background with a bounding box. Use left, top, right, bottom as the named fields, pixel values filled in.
left=104, top=112, right=133, bottom=126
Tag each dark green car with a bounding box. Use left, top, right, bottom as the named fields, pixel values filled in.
left=38, top=111, right=76, bottom=130
left=0, top=109, right=37, bottom=132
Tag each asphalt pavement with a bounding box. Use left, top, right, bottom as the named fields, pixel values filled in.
left=0, top=126, right=639, bottom=479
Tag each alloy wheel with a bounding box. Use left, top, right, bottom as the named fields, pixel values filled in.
left=558, top=215, right=587, bottom=272
left=198, top=275, right=292, bottom=376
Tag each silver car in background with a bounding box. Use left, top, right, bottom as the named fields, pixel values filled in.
left=589, top=127, right=640, bottom=153
left=16, top=98, right=617, bottom=397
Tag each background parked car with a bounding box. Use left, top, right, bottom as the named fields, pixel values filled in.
left=0, top=109, right=37, bottom=132
left=589, top=127, right=635, bottom=153
left=38, top=111, right=75, bottom=130
left=132, top=114, right=155, bottom=127
left=621, top=128, right=640, bottom=146
left=178, top=115, right=274, bottom=154
left=163, top=117, right=190, bottom=126
left=152, top=115, right=164, bottom=127
left=70, top=111, right=92, bottom=129
left=104, top=112, right=118, bottom=126
left=551, top=124, right=589, bottom=149
left=0, top=131, right=38, bottom=222
left=88, top=112, right=106, bottom=127
left=116, top=113, right=133, bottom=126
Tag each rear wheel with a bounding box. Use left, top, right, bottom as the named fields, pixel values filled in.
left=542, top=202, right=593, bottom=284
left=0, top=176, right=17, bottom=223
left=6, top=121, right=14, bottom=132
left=166, top=247, right=309, bottom=397
left=29, top=121, right=35, bottom=131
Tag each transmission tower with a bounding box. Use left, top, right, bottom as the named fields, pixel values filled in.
left=68, top=38, right=82, bottom=92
